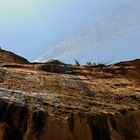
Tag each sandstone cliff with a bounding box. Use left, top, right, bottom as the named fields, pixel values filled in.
left=0, top=49, right=29, bottom=64
left=0, top=50, right=140, bottom=140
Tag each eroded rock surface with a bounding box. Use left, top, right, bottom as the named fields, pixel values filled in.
left=0, top=49, right=29, bottom=64
left=0, top=50, right=140, bottom=140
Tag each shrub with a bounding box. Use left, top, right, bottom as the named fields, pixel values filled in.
left=86, top=61, right=97, bottom=66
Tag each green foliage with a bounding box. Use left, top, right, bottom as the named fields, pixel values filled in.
left=86, top=60, right=112, bottom=66
left=86, top=61, right=97, bottom=66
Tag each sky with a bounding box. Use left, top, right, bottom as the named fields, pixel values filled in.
left=0, top=0, right=140, bottom=64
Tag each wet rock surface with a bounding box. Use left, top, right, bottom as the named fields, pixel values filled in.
left=0, top=50, right=140, bottom=140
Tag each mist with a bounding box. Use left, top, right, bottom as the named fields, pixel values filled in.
left=36, top=0, right=140, bottom=64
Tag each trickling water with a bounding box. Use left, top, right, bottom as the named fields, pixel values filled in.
left=36, top=0, right=140, bottom=63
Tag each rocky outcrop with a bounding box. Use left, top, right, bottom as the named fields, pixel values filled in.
left=0, top=50, right=140, bottom=140
left=0, top=49, right=29, bottom=64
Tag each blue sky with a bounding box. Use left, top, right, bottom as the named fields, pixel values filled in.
left=0, top=0, right=140, bottom=64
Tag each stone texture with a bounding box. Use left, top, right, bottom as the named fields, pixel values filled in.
left=0, top=49, right=29, bottom=64
left=0, top=50, right=140, bottom=140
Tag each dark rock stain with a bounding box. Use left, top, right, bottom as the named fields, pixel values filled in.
left=68, top=113, right=75, bottom=133
left=0, top=100, right=28, bottom=140
left=108, top=114, right=118, bottom=131
left=32, top=111, right=48, bottom=138
left=0, top=69, right=6, bottom=83
left=87, top=114, right=111, bottom=140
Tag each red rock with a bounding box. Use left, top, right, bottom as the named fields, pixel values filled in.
left=0, top=49, right=29, bottom=64
left=0, top=50, right=140, bottom=140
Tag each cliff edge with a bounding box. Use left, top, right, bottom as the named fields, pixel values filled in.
left=0, top=50, right=140, bottom=140
left=0, top=49, right=29, bottom=64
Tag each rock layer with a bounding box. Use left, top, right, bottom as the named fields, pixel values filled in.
left=0, top=49, right=29, bottom=64
left=0, top=51, right=140, bottom=140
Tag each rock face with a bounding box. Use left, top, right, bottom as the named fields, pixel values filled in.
left=0, top=50, right=140, bottom=140
left=0, top=49, right=29, bottom=64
